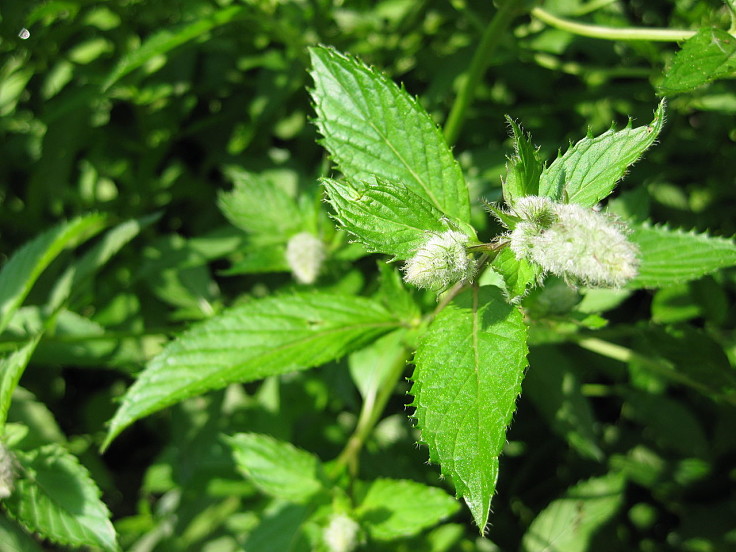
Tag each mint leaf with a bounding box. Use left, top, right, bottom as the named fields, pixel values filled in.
left=503, top=117, right=542, bottom=204
left=4, top=444, right=118, bottom=551
left=218, top=168, right=304, bottom=236
left=103, top=293, right=399, bottom=449
left=410, top=286, right=528, bottom=530
left=0, top=214, right=107, bottom=334
left=309, top=46, right=470, bottom=223
left=355, top=478, right=460, bottom=541
left=0, top=515, right=44, bottom=552
left=489, top=247, right=540, bottom=302
left=323, top=176, right=473, bottom=260
left=227, top=433, right=326, bottom=503
left=0, top=338, right=42, bottom=430
left=521, top=473, right=625, bottom=552
left=629, top=223, right=736, bottom=288
left=539, top=101, right=665, bottom=206
left=659, top=29, right=736, bottom=96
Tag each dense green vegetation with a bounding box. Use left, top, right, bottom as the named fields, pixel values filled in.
left=1, top=1, right=736, bottom=550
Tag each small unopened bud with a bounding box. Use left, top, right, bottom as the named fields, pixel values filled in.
left=286, top=232, right=326, bottom=284
left=324, top=513, right=360, bottom=552
left=403, top=230, right=475, bottom=291
left=509, top=196, right=639, bottom=288
left=0, top=443, right=17, bottom=499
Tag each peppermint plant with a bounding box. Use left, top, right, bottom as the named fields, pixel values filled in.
left=92, top=46, right=736, bottom=542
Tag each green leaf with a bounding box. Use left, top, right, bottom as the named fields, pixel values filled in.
left=0, top=338, right=42, bottom=430
left=659, top=29, right=736, bottom=95
left=349, top=329, right=410, bottom=402
left=227, top=433, right=325, bottom=503
left=503, top=117, right=542, bottom=205
left=525, top=347, right=602, bottom=461
left=323, top=176, right=473, bottom=260
left=410, top=286, right=528, bottom=530
left=0, top=515, right=44, bottom=552
left=218, top=168, right=303, bottom=236
left=355, top=478, right=460, bottom=541
left=102, top=6, right=244, bottom=89
left=521, top=473, right=625, bottom=552
left=0, top=214, right=107, bottom=334
left=628, top=223, right=736, bottom=288
left=103, top=293, right=399, bottom=449
left=4, top=444, right=118, bottom=551
left=538, top=101, right=665, bottom=206
left=309, top=46, right=470, bottom=223
left=489, top=247, right=540, bottom=303
left=243, top=502, right=311, bottom=552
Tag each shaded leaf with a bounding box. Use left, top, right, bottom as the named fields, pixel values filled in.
left=0, top=338, right=42, bottom=430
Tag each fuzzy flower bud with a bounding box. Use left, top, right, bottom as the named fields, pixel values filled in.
left=286, top=232, right=326, bottom=284
left=0, top=443, right=17, bottom=499
left=509, top=196, right=639, bottom=288
left=323, top=513, right=360, bottom=552
left=403, top=230, right=475, bottom=291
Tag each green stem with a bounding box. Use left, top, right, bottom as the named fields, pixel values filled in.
left=443, top=0, right=522, bottom=146
left=335, top=346, right=413, bottom=477
left=531, top=7, right=699, bottom=42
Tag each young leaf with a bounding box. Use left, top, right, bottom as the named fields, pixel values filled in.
left=488, top=247, right=540, bottom=303
left=521, top=473, right=625, bottom=552
left=103, top=293, right=399, bottom=449
left=538, top=101, right=665, bottom=206
left=355, top=478, right=460, bottom=541
left=0, top=214, right=107, bottom=334
left=3, top=444, right=118, bottom=551
left=102, top=5, right=244, bottom=89
left=410, top=286, right=528, bottom=530
left=227, top=433, right=325, bottom=503
left=218, top=168, right=304, bottom=236
left=628, top=223, right=736, bottom=288
left=323, top=176, right=473, bottom=260
left=309, top=46, right=470, bottom=223
left=0, top=337, right=42, bottom=430
left=503, top=117, right=542, bottom=205
left=658, top=29, right=736, bottom=96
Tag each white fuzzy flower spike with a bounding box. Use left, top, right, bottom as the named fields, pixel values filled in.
left=323, top=513, right=360, bottom=552
left=403, top=230, right=475, bottom=291
left=509, top=196, right=639, bottom=288
left=286, top=232, right=326, bottom=284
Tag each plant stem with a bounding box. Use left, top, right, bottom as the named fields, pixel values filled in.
left=335, top=345, right=413, bottom=477
left=531, top=7, right=698, bottom=42
left=443, top=0, right=521, bottom=146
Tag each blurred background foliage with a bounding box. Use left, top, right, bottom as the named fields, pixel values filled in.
left=1, top=0, right=736, bottom=550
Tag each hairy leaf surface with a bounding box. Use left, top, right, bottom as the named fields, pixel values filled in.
left=629, top=224, right=736, bottom=288
left=659, top=29, right=736, bottom=95
left=309, top=46, right=470, bottom=223
left=539, top=101, right=665, bottom=206
left=4, top=444, right=118, bottom=551
left=503, top=117, right=542, bottom=205
left=104, top=293, right=399, bottom=448
left=324, top=176, right=466, bottom=260
left=410, top=286, right=528, bottom=530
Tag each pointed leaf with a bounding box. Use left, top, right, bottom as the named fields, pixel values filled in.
left=355, top=479, right=459, bottom=541
left=503, top=117, right=542, bottom=205
left=0, top=214, right=107, bottom=334
left=658, top=29, right=736, bottom=95
left=410, top=286, right=528, bottom=530
left=489, top=247, right=540, bottom=303
left=4, top=444, right=118, bottom=551
left=628, top=223, right=736, bottom=288
left=324, top=176, right=473, bottom=260
left=309, top=46, right=470, bottom=223
left=0, top=338, right=42, bottom=430
left=539, top=101, right=665, bottom=206
left=521, top=473, right=625, bottom=552
left=104, top=293, right=398, bottom=449
left=227, top=433, right=325, bottom=503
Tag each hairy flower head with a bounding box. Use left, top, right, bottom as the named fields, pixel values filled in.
left=403, top=230, right=475, bottom=291
left=286, top=232, right=326, bottom=284
left=323, top=513, right=360, bottom=552
left=509, top=196, right=639, bottom=288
